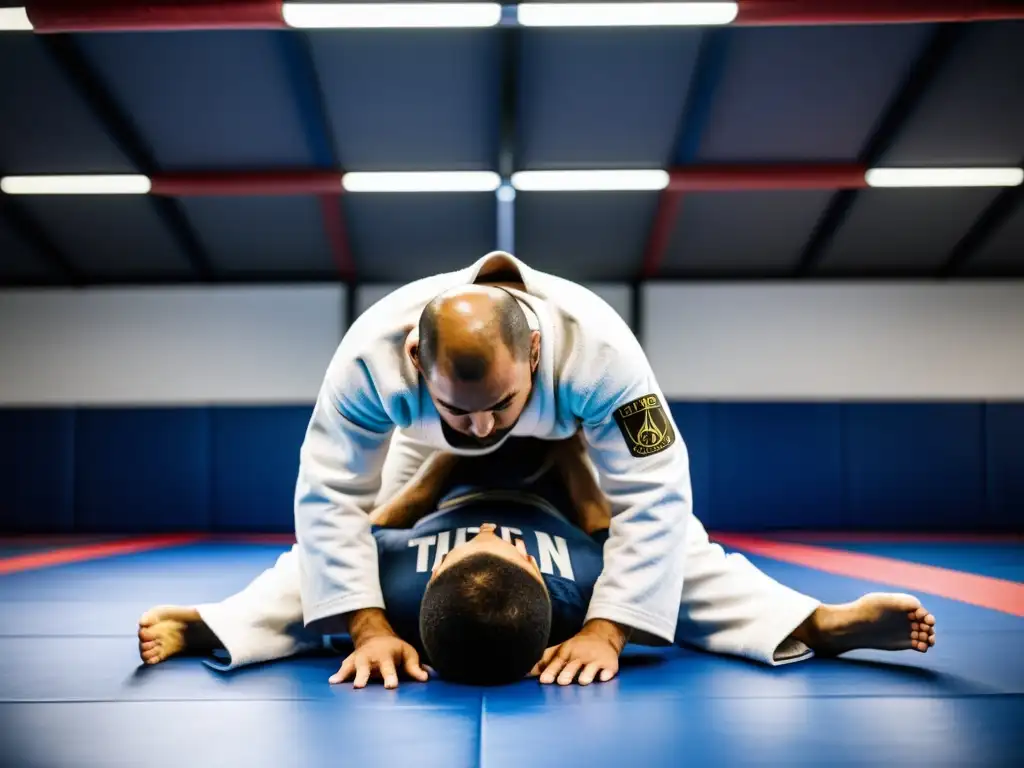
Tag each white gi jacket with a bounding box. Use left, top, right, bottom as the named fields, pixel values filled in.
left=294, top=253, right=693, bottom=644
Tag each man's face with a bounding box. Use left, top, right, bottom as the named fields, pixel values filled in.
left=418, top=332, right=540, bottom=449
left=429, top=523, right=545, bottom=586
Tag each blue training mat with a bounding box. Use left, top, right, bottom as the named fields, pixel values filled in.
left=1, top=542, right=1021, bottom=768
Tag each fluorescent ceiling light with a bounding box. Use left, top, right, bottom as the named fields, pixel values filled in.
left=0, top=7, right=32, bottom=31
left=866, top=167, right=1024, bottom=188
left=516, top=2, right=738, bottom=27
left=511, top=170, right=670, bottom=192
left=283, top=3, right=502, bottom=28
left=0, top=175, right=152, bottom=195
left=342, top=171, right=501, bottom=193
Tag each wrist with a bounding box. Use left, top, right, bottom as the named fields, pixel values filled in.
left=346, top=608, right=396, bottom=646
left=581, top=618, right=631, bottom=653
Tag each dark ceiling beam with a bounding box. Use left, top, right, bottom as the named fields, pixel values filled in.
left=496, top=12, right=519, bottom=254
left=793, top=24, right=964, bottom=276
left=640, top=28, right=730, bottom=280
left=276, top=31, right=355, bottom=284
left=22, top=0, right=1024, bottom=33
left=39, top=35, right=214, bottom=280
left=938, top=159, right=1024, bottom=277
left=735, top=0, right=1024, bottom=25
left=0, top=192, right=83, bottom=284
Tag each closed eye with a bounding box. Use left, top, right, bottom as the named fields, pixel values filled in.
left=439, top=391, right=517, bottom=415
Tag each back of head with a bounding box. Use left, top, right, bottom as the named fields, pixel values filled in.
left=417, top=286, right=532, bottom=378
left=419, top=553, right=552, bottom=685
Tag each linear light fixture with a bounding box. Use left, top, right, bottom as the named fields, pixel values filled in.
left=516, top=2, right=738, bottom=27
left=511, top=170, right=670, bottom=191
left=0, top=175, right=152, bottom=195
left=283, top=3, right=502, bottom=29
left=342, top=171, right=502, bottom=193
left=0, top=7, right=32, bottom=31
left=866, top=167, right=1024, bottom=188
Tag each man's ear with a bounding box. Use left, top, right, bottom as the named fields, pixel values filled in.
left=530, top=330, right=541, bottom=371
left=409, top=342, right=422, bottom=373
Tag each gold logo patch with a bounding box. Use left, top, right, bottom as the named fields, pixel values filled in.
left=613, top=394, right=675, bottom=458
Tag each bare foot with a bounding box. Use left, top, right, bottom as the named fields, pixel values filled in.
left=802, top=593, right=936, bottom=657
left=137, top=605, right=210, bottom=665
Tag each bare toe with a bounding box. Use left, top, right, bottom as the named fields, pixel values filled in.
left=139, top=626, right=158, bottom=642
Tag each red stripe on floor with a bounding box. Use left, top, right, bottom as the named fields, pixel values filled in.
left=720, top=532, right=1023, bottom=544
left=713, top=533, right=1024, bottom=617
left=0, top=534, right=205, bottom=575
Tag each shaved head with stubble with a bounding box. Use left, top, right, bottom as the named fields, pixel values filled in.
left=412, top=285, right=540, bottom=449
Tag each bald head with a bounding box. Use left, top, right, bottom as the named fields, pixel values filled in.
left=417, top=285, right=531, bottom=380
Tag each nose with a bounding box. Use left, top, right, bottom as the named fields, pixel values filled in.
left=469, top=412, right=495, bottom=438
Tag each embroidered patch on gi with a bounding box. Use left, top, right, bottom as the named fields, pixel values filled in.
left=613, top=394, right=675, bottom=458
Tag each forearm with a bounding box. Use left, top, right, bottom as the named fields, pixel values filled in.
left=369, top=451, right=461, bottom=528
left=581, top=618, right=632, bottom=652
left=346, top=607, right=398, bottom=645
left=554, top=449, right=612, bottom=535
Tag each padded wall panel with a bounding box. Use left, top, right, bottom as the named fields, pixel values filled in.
left=0, top=410, right=75, bottom=532
left=210, top=406, right=312, bottom=532
left=986, top=403, right=1024, bottom=528
left=709, top=403, right=844, bottom=531
left=667, top=403, right=711, bottom=528
left=842, top=404, right=986, bottom=531
left=73, top=409, right=211, bottom=532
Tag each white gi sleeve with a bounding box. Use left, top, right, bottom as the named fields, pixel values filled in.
left=293, top=358, right=396, bottom=627
left=576, top=339, right=693, bottom=645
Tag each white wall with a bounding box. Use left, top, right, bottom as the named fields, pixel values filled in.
left=644, top=281, right=1024, bottom=400
left=3, top=280, right=1022, bottom=406
left=0, top=286, right=345, bottom=405
left=356, top=282, right=633, bottom=324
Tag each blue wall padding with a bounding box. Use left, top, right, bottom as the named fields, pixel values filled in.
left=210, top=406, right=310, bottom=532
left=986, top=403, right=1024, bottom=527
left=709, top=403, right=844, bottom=531
left=0, top=402, right=1021, bottom=534
left=842, top=404, right=986, bottom=531
left=73, top=408, right=212, bottom=532
left=0, top=409, right=76, bottom=532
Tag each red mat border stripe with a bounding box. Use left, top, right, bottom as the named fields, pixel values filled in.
left=714, top=533, right=1024, bottom=617
left=1, top=533, right=1021, bottom=618
left=0, top=534, right=206, bottom=575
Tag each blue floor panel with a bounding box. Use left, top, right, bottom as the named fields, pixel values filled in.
left=0, top=700, right=482, bottom=768
left=0, top=540, right=1020, bottom=767
left=481, top=695, right=1023, bottom=768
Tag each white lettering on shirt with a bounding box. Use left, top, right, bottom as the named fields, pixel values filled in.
left=408, top=535, right=435, bottom=572
left=535, top=532, right=575, bottom=580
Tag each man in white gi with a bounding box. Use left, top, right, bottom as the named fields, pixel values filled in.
left=138, top=252, right=936, bottom=687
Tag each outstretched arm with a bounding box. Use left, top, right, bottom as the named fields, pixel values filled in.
left=369, top=451, right=462, bottom=529
left=548, top=432, right=612, bottom=536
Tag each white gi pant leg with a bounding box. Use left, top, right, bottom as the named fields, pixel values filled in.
left=674, top=514, right=821, bottom=665
left=196, top=429, right=437, bottom=671
left=195, top=544, right=318, bottom=670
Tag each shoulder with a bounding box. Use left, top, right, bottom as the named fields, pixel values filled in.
left=321, top=274, right=457, bottom=428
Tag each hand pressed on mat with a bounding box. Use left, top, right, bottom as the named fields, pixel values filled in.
left=330, top=608, right=430, bottom=689
left=530, top=618, right=630, bottom=686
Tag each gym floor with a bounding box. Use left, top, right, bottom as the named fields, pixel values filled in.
left=1, top=534, right=1021, bottom=768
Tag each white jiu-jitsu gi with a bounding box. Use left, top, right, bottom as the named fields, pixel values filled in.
left=198, top=252, right=819, bottom=669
